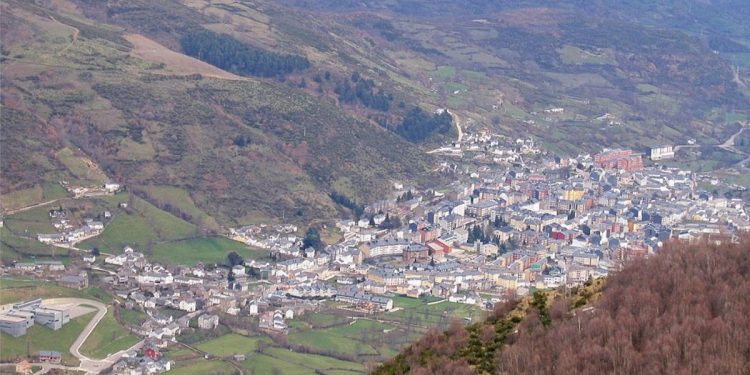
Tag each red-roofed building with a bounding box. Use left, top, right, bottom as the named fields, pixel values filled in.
left=594, top=149, right=644, bottom=172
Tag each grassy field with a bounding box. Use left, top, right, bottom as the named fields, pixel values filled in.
left=132, top=197, right=198, bottom=240
left=381, top=296, right=484, bottom=328
left=120, top=308, right=148, bottom=327
left=171, top=360, right=238, bottom=375
left=0, top=227, right=64, bottom=260
left=195, top=334, right=270, bottom=356
left=0, top=311, right=95, bottom=365
left=288, top=319, right=388, bottom=356
left=3, top=203, right=58, bottom=235
left=140, top=185, right=220, bottom=230
left=55, top=148, right=109, bottom=185
left=241, top=353, right=313, bottom=374
left=161, top=294, right=482, bottom=372
left=0, top=186, right=45, bottom=211
left=0, top=278, right=110, bottom=305
left=80, top=308, right=140, bottom=359
left=151, top=236, right=267, bottom=266
left=262, top=347, right=365, bottom=373
left=433, top=65, right=456, bottom=80
left=301, top=311, right=350, bottom=328
left=78, top=212, right=159, bottom=253
left=0, top=181, right=65, bottom=212
left=164, top=348, right=198, bottom=360
left=557, top=45, right=617, bottom=65
left=42, top=182, right=70, bottom=201
left=79, top=196, right=197, bottom=253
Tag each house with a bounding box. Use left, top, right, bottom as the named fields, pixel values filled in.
left=149, top=323, right=180, bottom=340
left=649, top=145, right=674, bottom=161
left=232, top=264, right=246, bottom=276
left=14, top=263, right=36, bottom=272
left=335, top=289, right=394, bottom=311
left=248, top=301, right=259, bottom=316
left=197, top=314, right=219, bottom=330
left=86, top=221, right=105, bottom=230
left=466, top=200, right=498, bottom=219
left=37, top=261, right=65, bottom=272
left=15, top=360, right=32, bottom=375
left=37, top=233, right=65, bottom=244
left=361, top=238, right=410, bottom=258
left=136, top=272, right=173, bottom=285
left=259, top=310, right=288, bottom=332
left=58, top=273, right=89, bottom=289
left=104, top=183, right=121, bottom=192
left=403, top=244, right=430, bottom=262
left=177, top=299, right=197, bottom=313
left=480, top=243, right=499, bottom=256
left=37, top=351, right=62, bottom=364
left=593, top=149, right=643, bottom=172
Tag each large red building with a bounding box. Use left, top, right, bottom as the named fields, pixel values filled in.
left=594, top=149, right=644, bottom=172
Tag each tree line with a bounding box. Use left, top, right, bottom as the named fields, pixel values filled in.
left=395, top=107, right=453, bottom=143
left=180, top=29, right=310, bottom=77
left=334, top=71, right=392, bottom=111
left=329, top=191, right=364, bottom=219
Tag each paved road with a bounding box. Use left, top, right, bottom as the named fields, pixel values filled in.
left=673, top=122, right=748, bottom=158
left=39, top=298, right=144, bottom=374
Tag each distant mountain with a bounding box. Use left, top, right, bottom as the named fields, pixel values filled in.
left=375, top=238, right=750, bottom=374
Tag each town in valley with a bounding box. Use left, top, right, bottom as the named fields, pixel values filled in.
left=2, top=126, right=748, bottom=374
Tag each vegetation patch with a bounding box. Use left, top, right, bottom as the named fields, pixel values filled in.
left=171, top=359, right=237, bottom=375
left=195, top=333, right=270, bottom=356
left=0, top=278, right=109, bottom=305
left=151, top=236, right=266, bottom=266
left=181, top=29, right=309, bottom=77
left=80, top=308, right=140, bottom=359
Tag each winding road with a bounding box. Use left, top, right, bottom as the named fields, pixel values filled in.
left=673, top=121, right=749, bottom=170
left=2, top=299, right=144, bottom=374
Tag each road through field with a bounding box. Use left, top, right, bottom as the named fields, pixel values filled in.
left=40, top=298, right=144, bottom=374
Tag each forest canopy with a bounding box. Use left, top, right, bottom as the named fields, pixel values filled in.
left=395, top=107, right=453, bottom=143
left=180, top=29, right=310, bottom=77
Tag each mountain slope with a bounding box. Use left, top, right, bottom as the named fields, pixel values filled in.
left=375, top=238, right=750, bottom=374
left=0, top=0, right=436, bottom=225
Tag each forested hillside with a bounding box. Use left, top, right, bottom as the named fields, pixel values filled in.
left=180, top=29, right=310, bottom=77
left=376, top=238, right=750, bottom=374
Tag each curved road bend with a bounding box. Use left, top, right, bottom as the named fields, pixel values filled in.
left=40, top=298, right=144, bottom=374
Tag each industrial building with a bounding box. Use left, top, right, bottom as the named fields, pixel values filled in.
left=0, top=314, right=30, bottom=337
left=33, top=307, right=70, bottom=330
left=0, top=299, right=71, bottom=337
